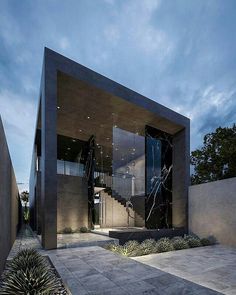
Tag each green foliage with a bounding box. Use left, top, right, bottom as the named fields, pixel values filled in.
left=200, top=238, right=212, bottom=246
left=171, top=237, right=189, bottom=250
left=23, top=208, right=30, bottom=222
left=20, top=191, right=29, bottom=205
left=139, top=239, right=157, bottom=255
left=122, top=240, right=140, bottom=256
left=5, top=249, right=46, bottom=275
left=156, top=238, right=174, bottom=253
left=186, top=237, right=202, bottom=248
left=191, top=124, right=236, bottom=185
left=79, top=226, right=89, bottom=233
left=104, top=242, right=120, bottom=252
left=62, top=227, right=72, bottom=234
left=20, top=191, right=30, bottom=223
left=104, top=234, right=212, bottom=257
left=0, top=248, right=62, bottom=295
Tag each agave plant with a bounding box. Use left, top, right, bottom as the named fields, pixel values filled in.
left=0, top=265, right=61, bottom=294
left=0, top=248, right=63, bottom=295
left=4, top=248, right=47, bottom=275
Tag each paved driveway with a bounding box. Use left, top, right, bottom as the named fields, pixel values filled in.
left=133, top=245, right=236, bottom=295
left=47, top=246, right=221, bottom=295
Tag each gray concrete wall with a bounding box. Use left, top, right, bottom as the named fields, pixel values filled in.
left=189, top=177, right=236, bottom=247
left=57, top=175, right=88, bottom=232
left=0, top=117, right=20, bottom=274
left=172, top=126, right=190, bottom=230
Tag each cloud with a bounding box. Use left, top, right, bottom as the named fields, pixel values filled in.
left=102, top=0, right=172, bottom=60
left=0, top=0, right=236, bottom=189
left=59, top=37, right=70, bottom=50
left=0, top=89, right=37, bottom=187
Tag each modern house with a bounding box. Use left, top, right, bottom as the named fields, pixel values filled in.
left=29, top=48, right=190, bottom=249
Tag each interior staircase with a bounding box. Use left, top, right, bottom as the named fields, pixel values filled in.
left=104, top=187, right=145, bottom=222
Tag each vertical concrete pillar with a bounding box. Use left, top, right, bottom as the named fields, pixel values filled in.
left=41, top=51, right=57, bottom=249
left=172, top=124, right=190, bottom=230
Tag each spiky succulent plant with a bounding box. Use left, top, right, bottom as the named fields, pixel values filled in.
left=0, top=248, right=64, bottom=295
left=0, top=265, right=61, bottom=294
left=5, top=248, right=47, bottom=275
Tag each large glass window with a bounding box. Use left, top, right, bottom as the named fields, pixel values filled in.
left=112, top=127, right=145, bottom=199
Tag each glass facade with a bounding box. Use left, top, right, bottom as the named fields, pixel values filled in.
left=51, top=125, right=172, bottom=230
left=112, top=127, right=145, bottom=199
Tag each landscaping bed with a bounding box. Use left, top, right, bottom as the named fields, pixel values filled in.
left=0, top=249, right=69, bottom=294
left=104, top=235, right=214, bottom=257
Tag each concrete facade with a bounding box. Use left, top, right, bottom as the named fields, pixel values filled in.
left=30, top=48, right=190, bottom=249
left=57, top=175, right=88, bottom=232
left=0, top=116, right=21, bottom=274
left=189, top=177, right=236, bottom=247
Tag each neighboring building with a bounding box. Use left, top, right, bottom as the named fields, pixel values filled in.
left=0, top=116, right=21, bottom=274
left=30, top=48, right=190, bottom=249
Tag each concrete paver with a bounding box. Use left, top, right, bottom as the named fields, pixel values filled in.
left=133, top=245, right=236, bottom=295
left=6, top=227, right=223, bottom=294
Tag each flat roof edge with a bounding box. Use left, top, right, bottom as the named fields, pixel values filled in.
left=44, top=47, right=190, bottom=127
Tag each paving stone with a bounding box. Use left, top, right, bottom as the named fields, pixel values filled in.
left=133, top=245, right=235, bottom=294
left=6, top=227, right=225, bottom=295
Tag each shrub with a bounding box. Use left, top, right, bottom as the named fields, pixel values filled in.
left=104, top=242, right=120, bottom=252
left=63, top=227, right=72, bottom=234
left=104, top=241, right=142, bottom=257
left=80, top=226, right=89, bottom=233
left=187, top=237, right=202, bottom=248
left=156, top=238, right=174, bottom=253
left=172, top=237, right=189, bottom=250
left=200, top=238, right=212, bottom=246
left=122, top=240, right=142, bottom=257
left=184, top=234, right=199, bottom=242
left=139, top=239, right=157, bottom=255
left=0, top=249, right=62, bottom=294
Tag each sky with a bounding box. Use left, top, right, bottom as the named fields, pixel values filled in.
left=1, top=0, right=236, bottom=191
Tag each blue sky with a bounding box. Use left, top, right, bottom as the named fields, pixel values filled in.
left=1, top=0, right=236, bottom=191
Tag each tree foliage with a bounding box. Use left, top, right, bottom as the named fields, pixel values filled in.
left=20, top=191, right=29, bottom=223
left=191, top=124, right=236, bottom=185
left=20, top=191, right=29, bottom=206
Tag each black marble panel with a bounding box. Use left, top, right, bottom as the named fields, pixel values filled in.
left=145, top=126, right=173, bottom=229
